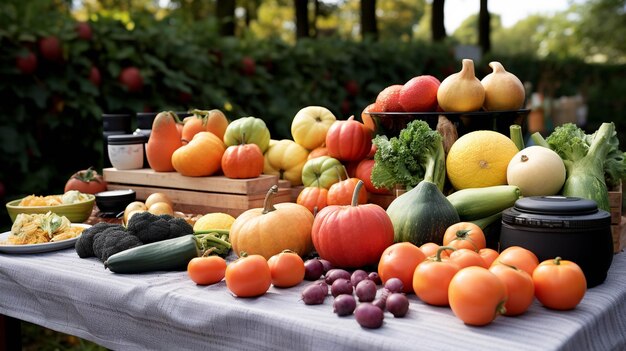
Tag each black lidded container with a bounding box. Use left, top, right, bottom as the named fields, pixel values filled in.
left=500, top=196, right=613, bottom=288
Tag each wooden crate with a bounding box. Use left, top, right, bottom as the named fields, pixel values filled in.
left=103, top=168, right=290, bottom=217
left=612, top=216, right=626, bottom=254
left=609, top=181, right=622, bottom=225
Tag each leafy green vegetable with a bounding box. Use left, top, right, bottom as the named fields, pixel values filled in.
left=371, top=120, right=445, bottom=191
left=532, top=122, right=624, bottom=211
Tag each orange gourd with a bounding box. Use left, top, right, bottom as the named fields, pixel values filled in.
left=221, top=143, right=264, bottom=179
left=327, top=166, right=367, bottom=206
left=146, top=111, right=183, bottom=172
left=171, top=131, right=225, bottom=176
left=229, top=185, right=314, bottom=260
left=181, top=109, right=229, bottom=144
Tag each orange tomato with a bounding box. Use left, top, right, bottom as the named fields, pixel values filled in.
left=532, top=257, right=587, bottom=310
left=448, top=266, right=507, bottom=326
left=420, top=242, right=451, bottom=259
left=449, top=248, right=488, bottom=269
left=494, top=246, right=539, bottom=276
left=225, top=254, right=272, bottom=297
left=489, top=263, right=534, bottom=316
left=443, top=222, right=486, bottom=251
left=413, top=247, right=461, bottom=306
left=479, top=248, right=499, bottom=267
left=187, top=255, right=227, bottom=285
left=267, top=250, right=305, bottom=288
left=378, top=242, right=426, bottom=294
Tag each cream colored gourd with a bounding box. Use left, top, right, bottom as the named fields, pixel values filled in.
left=506, top=146, right=566, bottom=197
left=481, top=61, right=526, bottom=111
left=437, top=59, right=485, bottom=112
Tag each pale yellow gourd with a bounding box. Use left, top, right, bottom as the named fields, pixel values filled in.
left=506, top=146, right=566, bottom=197
left=481, top=61, right=526, bottom=111
left=437, top=59, right=485, bottom=112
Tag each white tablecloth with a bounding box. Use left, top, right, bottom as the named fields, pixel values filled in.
left=0, top=248, right=625, bottom=351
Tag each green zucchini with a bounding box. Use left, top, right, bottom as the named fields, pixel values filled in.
left=470, top=211, right=503, bottom=230
left=446, top=185, right=521, bottom=221
left=105, top=235, right=200, bottom=274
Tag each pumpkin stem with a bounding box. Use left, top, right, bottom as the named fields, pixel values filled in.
left=554, top=256, right=562, bottom=265
left=262, top=185, right=279, bottom=214
left=496, top=300, right=507, bottom=317
left=351, top=180, right=364, bottom=206
left=436, top=246, right=456, bottom=262
left=334, top=165, right=344, bottom=182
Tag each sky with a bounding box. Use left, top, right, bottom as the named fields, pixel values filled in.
left=444, top=0, right=576, bottom=32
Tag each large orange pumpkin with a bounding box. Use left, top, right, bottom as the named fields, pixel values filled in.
left=230, top=185, right=314, bottom=260
left=325, top=116, right=372, bottom=162
left=171, top=131, right=225, bottom=176
left=312, top=180, right=394, bottom=268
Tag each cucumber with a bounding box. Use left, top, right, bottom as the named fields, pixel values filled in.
left=105, top=235, right=200, bottom=274
left=446, top=185, right=521, bottom=221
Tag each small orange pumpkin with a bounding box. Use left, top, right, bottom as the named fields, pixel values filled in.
left=296, top=186, right=328, bottom=214
left=230, top=185, right=314, bottom=260
left=221, top=143, right=264, bottom=179
left=171, top=132, right=225, bottom=177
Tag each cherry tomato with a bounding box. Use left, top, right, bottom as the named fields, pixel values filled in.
left=489, top=263, right=534, bottom=316
left=378, top=242, right=425, bottom=294
left=187, top=255, right=227, bottom=285
left=478, top=248, right=499, bottom=267
left=268, top=250, right=305, bottom=288
left=413, top=246, right=461, bottom=306
left=64, top=167, right=107, bottom=194
left=225, top=254, right=272, bottom=297
left=443, top=222, right=486, bottom=251
left=533, top=257, right=587, bottom=310
left=420, top=242, right=451, bottom=259
left=448, top=266, right=507, bottom=326
left=449, top=248, right=488, bottom=269
left=494, top=246, right=539, bottom=276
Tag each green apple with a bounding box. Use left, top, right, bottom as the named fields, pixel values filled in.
left=301, top=156, right=343, bottom=189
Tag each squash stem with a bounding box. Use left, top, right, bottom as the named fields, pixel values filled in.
left=351, top=180, right=364, bottom=206
left=510, top=124, right=525, bottom=151
left=262, top=185, right=279, bottom=214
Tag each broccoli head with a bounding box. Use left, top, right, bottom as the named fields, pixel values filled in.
left=75, top=222, right=119, bottom=258
left=126, top=211, right=192, bottom=244
left=92, top=227, right=143, bottom=262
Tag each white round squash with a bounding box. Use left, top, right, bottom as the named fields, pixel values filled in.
left=507, top=146, right=566, bottom=197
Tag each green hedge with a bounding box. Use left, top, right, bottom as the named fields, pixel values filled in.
left=0, top=13, right=623, bottom=229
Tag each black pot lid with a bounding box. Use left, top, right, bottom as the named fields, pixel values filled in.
left=513, top=196, right=598, bottom=216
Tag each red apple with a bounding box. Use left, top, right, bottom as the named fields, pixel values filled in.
left=398, top=75, right=440, bottom=112
left=89, top=66, right=101, bottom=86
left=76, top=22, right=93, bottom=40
left=38, top=36, right=63, bottom=62
left=241, top=56, right=256, bottom=76
left=16, top=51, right=37, bottom=74
left=119, top=67, right=143, bottom=93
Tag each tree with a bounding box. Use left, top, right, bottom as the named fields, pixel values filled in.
left=361, top=0, right=378, bottom=39
left=295, top=0, right=310, bottom=39
left=431, top=0, right=446, bottom=41
left=217, top=0, right=235, bottom=36
left=478, top=0, right=490, bottom=53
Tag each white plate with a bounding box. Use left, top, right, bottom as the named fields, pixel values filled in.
left=0, top=223, right=91, bottom=254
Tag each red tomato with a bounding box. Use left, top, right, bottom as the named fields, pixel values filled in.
left=64, top=168, right=108, bottom=194
left=532, top=257, right=587, bottom=310
left=267, top=250, right=305, bottom=288
left=225, top=254, right=272, bottom=297
left=494, top=246, right=539, bottom=276
left=378, top=242, right=426, bottom=294
left=443, top=222, right=486, bottom=251
left=420, top=242, right=451, bottom=259
left=449, top=248, right=488, bottom=269
left=448, top=266, right=507, bottom=326
left=187, top=255, right=227, bottom=285
left=479, top=248, right=499, bottom=267
left=489, top=263, right=535, bottom=316
left=413, top=248, right=461, bottom=306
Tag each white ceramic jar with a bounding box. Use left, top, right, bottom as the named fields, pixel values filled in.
left=107, top=134, right=147, bottom=170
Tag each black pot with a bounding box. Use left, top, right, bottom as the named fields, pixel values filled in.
left=103, top=113, right=132, bottom=133
left=500, top=196, right=613, bottom=288
left=95, top=189, right=136, bottom=216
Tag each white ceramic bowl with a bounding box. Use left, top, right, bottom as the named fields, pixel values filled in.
left=107, top=134, right=147, bottom=170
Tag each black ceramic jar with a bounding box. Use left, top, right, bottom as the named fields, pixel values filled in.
left=500, top=196, right=613, bottom=288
